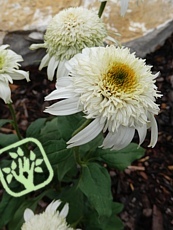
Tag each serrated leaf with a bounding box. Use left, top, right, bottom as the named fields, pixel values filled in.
left=79, top=163, right=112, bottom=218
left=30, top=150, right=36, bottom=161
left=99, top=143, right=145, bottom=171
left=35, top=158, right=43, bottom=166
left=17, top=147, right=24, bottom=157
left=11, top=161, right=17, bottom=170
left=34, top=167, right=43, bottom=173
left=2, top=167, right=11, bottom=174
left=6, top=174, right=13, bottom=184
left=26, top=118, right=47, bottom=138
left=9, top=152, right=18, bottom=159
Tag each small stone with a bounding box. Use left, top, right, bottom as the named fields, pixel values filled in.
left=143, top=208, right=152, bottom=217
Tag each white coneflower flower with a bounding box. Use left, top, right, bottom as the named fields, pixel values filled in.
left=21, top=200, right=78, bottom=230
left=98, top=0, right=130, bottom=16
left=45, top=46, right=161, bottom=151
left=30, top=7, right=108, bottom=81
left=0, top=44, right=29, bottom=104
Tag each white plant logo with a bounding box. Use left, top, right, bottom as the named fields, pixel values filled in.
left=0, top=138, right=53, bottom=197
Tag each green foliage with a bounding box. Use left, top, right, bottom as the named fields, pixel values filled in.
left=0, top=113, right=146, bottom=229
left=84, top=202, right=124, bottom=230
left=0, top=119, right=12, bottom=128
left=0, top=133, right=18, bottom=147
left=26, top=118, right=47, bottom=138
left=79, top=162, right=112, bottom=218
left=8, top=190, right=51, bottom=230
left=98, top=143, right=145, bottom=170
left=0, top=192, right=25, bottom=228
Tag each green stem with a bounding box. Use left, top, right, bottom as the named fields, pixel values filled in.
left=98, top=1, right=107, bottom=18
left=74, top=146, right=83, bottom=166
left=8, top=103, right=23, bottom=140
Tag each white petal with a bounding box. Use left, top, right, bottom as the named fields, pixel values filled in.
left=0, top=44, right=10, bottom=51
left=153, top=71, right=160, bottom=79
left=44, top=97, right=81, bottom=115
left=136, top=124, right=147, bottom=146
left=102, top=126, right=135, bottom=150
left=0, top=81, right=12, bottom=104
left=56, top=60, right=69, bottom=80
left=39, top=53, right=50, bottom=70
left=0, top=73, right=13, bottom=83
left=9, top=69, right=30, bottom=82
left=148, top=114, right=158, bottom=147
left=59, top=203, right=69, bottom=218
left=24, top=208, right=34, bottom=222
left=46, top=200, right=61, bottom=213
left=120, top=0, right=129, bottom=16
left=30, top=43, right=45, bottom=50
left=45, top=88, right=76, bottom=101
left=111, top=127, right=135, bottom=150
left=47, top=56, right=59, bottom=81
left=67, top=118, right=104, bottom=148
left=55, top=76, right=73, bottom=89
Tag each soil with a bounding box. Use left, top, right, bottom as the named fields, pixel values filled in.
left=0, top=34, right=173, bottom=229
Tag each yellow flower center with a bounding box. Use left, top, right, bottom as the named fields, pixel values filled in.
left=103, top=62, right=137, bottom=94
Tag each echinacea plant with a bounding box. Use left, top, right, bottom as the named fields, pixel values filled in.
left=0, top=1, right=161, bottom=230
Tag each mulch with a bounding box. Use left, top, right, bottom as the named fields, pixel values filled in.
left=0, top=33, right=173, bottom=230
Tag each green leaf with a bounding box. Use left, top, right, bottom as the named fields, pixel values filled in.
left=26, top=118, right=47, bottom=137
left=35, top=158, right=43, bottom=166
left=39, top=118, right=61, bottom=142
left=79, top=133, right=103, bottom=160
left=17, top=147, right=24, bottom=157
left=0, top=119, right=12, bottom=127
left=0, top=134, right=18, bottom=147
left=6, top=174, right=13, bottom=184
left=112, top=202, right=124, bottom=215
left=30, top=150, right=36, bottom=161
left=2, top=167, right=11, bottom=174
left=57, top=151, right=76, bottom=181
left=59, top=184, right=84, bottom=225
left=55, top=114, right=85, bottom=141
left=34, top=166, right=43, bottom=173
left=79, top=163, right=112, bottom=218
left=0, top=192, right=25, bottom=228
left=11, top=161, right=17, bottom=170
left=104, top=215, right=124, bottom=230
left=85, top=203, right=124, bottom=230
left=38, top=140, right=71, bottom=165
left=99, top=143, right=145, bottom=171
left=9, top=152, right=18, bottom=159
